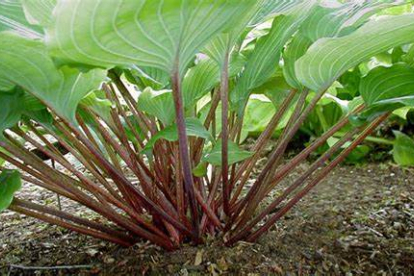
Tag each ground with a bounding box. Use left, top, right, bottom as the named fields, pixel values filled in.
left=1, top=162, right=413, bottom=275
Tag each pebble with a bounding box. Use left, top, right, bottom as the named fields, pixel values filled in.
left=393, top=222, right=403, bottom=231
left=104, top=257, right=115, bottom=264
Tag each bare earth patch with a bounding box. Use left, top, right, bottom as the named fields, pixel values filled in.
left=1, top=163, right=413, bottom=275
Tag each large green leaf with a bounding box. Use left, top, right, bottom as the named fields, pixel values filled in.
left=0, top=32, right=106, bottom=123
left=22, top=93, right=46, bottom=111
left=202, top=35, right=233, bottom=67
left=285, top=1, right=410, bottom=90
left=183, top=55, right=245, bottom=108
left=231, top=1, right=316, bottom=113
left=0, top=79, right=14, bottom=91
left=143, top=118, right=212, bottom=154
left=393, top=131, right=414, bottom=167
left=0, top=170, right=22, bottom=212
left=0, top=88, right=45, bottom=137
left=252, top=72, right=292, bottom=106
left=283, top=33, right=312, bottom=89
left=21, top=0, right=56, bottom=27
left=0, top=0, right=42, bottom=37
left=359, top=64, right=414, bottom=119
left=124, top=67, right=170, bottom=91
left=296, top=14, right=414, bottom=92
left=300, top=1, right=408, bottom=42
left=46, top=0, right=257, bottom=76
left=203, top=140, right=253, bottom=166
left=80, top=90, right=113, bottom=124
left=249, top=0, right=311, bottom=26
left=183, top=59, right=221, bottom=108
left=242, top=96, right=277, bottom=135
left=201, top=0, right=260, bottom=68
left=403, top=44, right=414, bottom=67
left=137, top=88, right=175, bottom=126
left=0, top=90, right=24, bottom=139
left=0, top=88, right=52, bottom=141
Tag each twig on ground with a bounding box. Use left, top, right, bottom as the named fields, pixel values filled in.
left=8, top=264, right=94, bottom=271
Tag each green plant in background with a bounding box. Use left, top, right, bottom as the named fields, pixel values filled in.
left=0, top=0, right=414, bottom=250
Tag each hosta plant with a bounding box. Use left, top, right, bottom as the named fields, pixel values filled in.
left=1, top=0, right=414, bottom=250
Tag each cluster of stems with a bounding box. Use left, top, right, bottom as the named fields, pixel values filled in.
left=0, top=68, right=389, bottom=250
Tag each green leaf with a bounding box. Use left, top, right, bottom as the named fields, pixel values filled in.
left=0, top=79, right=14, bottom=91
left=203, top=140, right=253, bottom=166
left=393, top=131, right=414, bottom=166
left=337, top=69, right=362, bottom=100
left=250, top=0, right=311, bottom=26
left=192, top=162, right=208, bottom=177
left=21, top=0, right=56, bottom=27
left=24, top=109, right=54, bottom=128
left=22, top=93, right=46, bottom=111
left=377, top=2, right=414, bottom=16
left=403, top=44, right=414, bottom=67
left=137, top=88, right=175, bottom=126
left=183, top=58, right=221, bottom=109
left=80, top=91, right=114, bottom=125
left=231, top=1, right=316, bottom=113
left=0, top=85, right=48, bottom=130
left=124, top=67, right=170, bottom=91
left=201, top=2, right=257, bottom=68
left=359, top=64, right=414, bottom=119
left=202, top=34, right=232, bottom=67
left=300, top=1, right=407, bottom=42
left=0, top=90, right=24, bottom=140
left=326, top=137, right=371, bottom=164
left=0, top=32, right=106, bottom=123
left=54, top=66, right=107, bottom=122
left=296, top=14, right=414, bottom=92
left=242, top=96, right=287, bottom=136
left=252, top=73, right=292, bottom=106
left=0, top=170, right=22, bottom=212
left=345, top=145, right=371, bottom=165
left=47, top=0, right=257, bottom=76
left=283, top=33, right=312, bottom=89
left=0, top=147, right=8, bottom=166
left=286, top=1, right=409, bottom=90
left=183, top=55, right=245, bottom=109
left=0, top=0, right=42, bottom=37
left=393, top=106, right=413, bottom=119
left=143, top=118, right=212, bottom=154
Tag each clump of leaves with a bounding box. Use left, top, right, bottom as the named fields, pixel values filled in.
left=1, top=0, right=414, bottom=250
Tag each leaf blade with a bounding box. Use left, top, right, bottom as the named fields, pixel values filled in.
left=0, top=170, right=22, bottom=212
left=47, top=0, right=257, bottom=76
left=296, top=14, right=414, bottom=92
left=393, top=131, right=414, bottom=167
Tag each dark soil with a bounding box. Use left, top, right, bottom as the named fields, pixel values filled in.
left=1, top=163, right=413, bottom=275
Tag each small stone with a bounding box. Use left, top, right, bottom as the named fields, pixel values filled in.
left=390, top=209, right=400, bottom=219
left=104, top=256, right=115, bottom=264
left=314, top=249, right=324, bottom=261
left=86, top=249, right=99, bottom=257
left=393, top=222, right=403, bottom=231
left=217, top=257, right=229, bottom=271
left=194, top=249, right=203, bottom=266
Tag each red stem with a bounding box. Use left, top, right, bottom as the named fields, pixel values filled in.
left=220, top=51, right=230, bottom=216
left=228, top=126, right=360, bottom=243
left=171, top=70, right=200, bottom=242
left=9, top=203, right=133, bottom=247
left=229, top=89, right=298, bottom=205
left=231, top=89, right=310, bottom=223
left=245, top=113, right=389, bottom=242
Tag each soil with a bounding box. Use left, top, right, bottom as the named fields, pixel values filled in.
left=1, top=162, right=413, bottom=275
